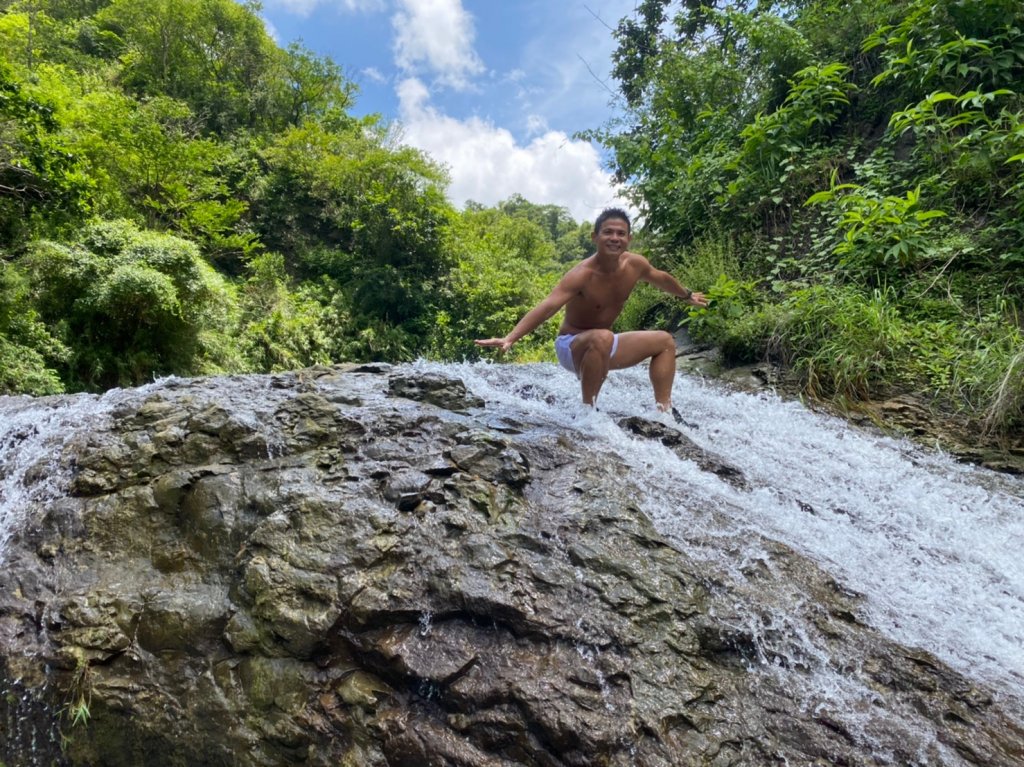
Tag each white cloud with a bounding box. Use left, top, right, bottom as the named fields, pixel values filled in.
left=396, top=78, right=627, bottom=223
left=391, top=0, right=484, bottom=90
left=264, top=0, right=386, bottom=18
left=361, top=66, right=389, bottom=84
left=524, top=114, right=548, bottom=138
left=396, top=76, right=432, bottom=113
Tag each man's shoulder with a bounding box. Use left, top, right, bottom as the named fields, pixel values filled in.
left=562, top=256, right=596, bottom=278
left=623, top=251, right=653, bottom=271
left=554, top=259, right=592, bottom=292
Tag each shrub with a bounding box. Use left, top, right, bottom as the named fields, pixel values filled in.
left=19, top=219, right=239, bottom=389
left=774, top=284, right=911, bottom=400
left=0, top=259, right=67, bottom=395
left=235, top=253, right=334, bottom=371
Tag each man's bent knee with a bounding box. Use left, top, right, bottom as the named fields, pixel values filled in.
left=575, top=329, right=616, bottom=357
left=572, top=329, right=615, bottom=374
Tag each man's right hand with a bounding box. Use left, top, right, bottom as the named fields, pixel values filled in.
left=474, top=337, right=514, bottom=353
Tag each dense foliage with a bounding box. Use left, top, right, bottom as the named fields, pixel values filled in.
left=591, top=0, right=1024, bottom=432
left=2, top=0, right=1021, bottom=436
left=0, top=0, right=572, bottom=396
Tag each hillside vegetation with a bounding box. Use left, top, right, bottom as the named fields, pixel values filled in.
left=0, top=0, right=1021, bottom=436
left=591, top=0, right=1023, bottom=434
left=0, top=0, right=587, bottom=393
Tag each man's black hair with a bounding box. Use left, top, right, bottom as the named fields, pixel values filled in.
left=593, top=207, right=631, bottom=234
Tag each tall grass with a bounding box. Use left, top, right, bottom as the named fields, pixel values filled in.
left=774, top=284, right=910, bottom=401
left=770, top=284, right=1024, bottom=433
left=976, top=330, right=1024, bottom=435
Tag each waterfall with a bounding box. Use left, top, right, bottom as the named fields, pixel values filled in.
left=0, top=392, right=109, bottom=558
left=416, top=360, right=1024, bottom=721
left=1, top=360, right=1022, bottom=763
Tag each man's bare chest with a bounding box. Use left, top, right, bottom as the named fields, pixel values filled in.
left=582, top=270, right=638, bottom=300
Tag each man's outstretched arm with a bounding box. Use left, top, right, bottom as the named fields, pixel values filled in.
left=640, top=259, right=709, bottom=308
left=475, top=279, right=577, bottom=353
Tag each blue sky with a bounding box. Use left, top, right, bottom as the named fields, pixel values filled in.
left=259, top=0, right=639, bottom=223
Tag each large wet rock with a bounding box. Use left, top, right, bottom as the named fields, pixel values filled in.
left=0, top=365, right=1022, bottom=766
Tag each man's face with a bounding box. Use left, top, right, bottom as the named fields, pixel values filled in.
left=593, top=218, right=631, bottom=253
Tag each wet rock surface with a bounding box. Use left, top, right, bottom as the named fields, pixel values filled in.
left=1, top=365, right=1022, bottom=766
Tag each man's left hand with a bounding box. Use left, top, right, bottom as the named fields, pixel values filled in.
left=686, top=292, right=709, bottom=308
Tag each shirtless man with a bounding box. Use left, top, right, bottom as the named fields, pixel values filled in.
left=475, top=208, right=708, bottom=412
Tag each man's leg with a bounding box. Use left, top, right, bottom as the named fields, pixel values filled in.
left=608, top=330, right=677, bottom=409
left=569, top=329, right=616, bottom=405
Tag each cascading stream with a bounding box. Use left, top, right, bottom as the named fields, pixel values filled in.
left=1, top=360, right=1022, bottom=764
left=419, top=360, right=1024, bottom=721
left=0, top=392, right=110, bottom=557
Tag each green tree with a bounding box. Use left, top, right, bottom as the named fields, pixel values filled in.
left=19, top=219, right=238, bottom=389
left=258, top=42, right=357, bottom=133
left=595, top=0, right=914, bottom=250
left=0, top=55, right=88, bottom=246
left=251, top=120, right=455, bottom=355
left=0, top=257, right=67, bottom=394
left=60, top=88, right=257, bottom=266
left=235, top=252, right=334, bottom=372
left=96, top=0, right=276, bottom=135
left=488, top=194, right=593, bottom=262
left=429, top=206, right=567, bottom=361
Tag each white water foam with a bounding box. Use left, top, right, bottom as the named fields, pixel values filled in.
left=419, top=360, right=1024, bottom=723
left=0, top=392, right=108, bottom=561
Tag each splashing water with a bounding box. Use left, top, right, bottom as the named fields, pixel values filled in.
left=418, top=360, right=1024, bottom=721
left=0, top=391, right=108, bottom=558
left=0, top=374, right=292, bottom=564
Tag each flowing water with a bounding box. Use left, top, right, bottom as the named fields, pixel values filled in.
left=1, top=362, right=1023, bottom=763
left=0, top=391, right=109, bottom=556
left=415, top=360, right=1024, bottom=722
